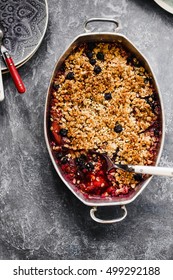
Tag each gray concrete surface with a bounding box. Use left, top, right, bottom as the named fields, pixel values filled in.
left=0, top=0, right=173, bottom=260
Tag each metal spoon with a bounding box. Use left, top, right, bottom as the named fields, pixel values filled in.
left=0, top=24, right=26, bottom=94
left=101, top=153, right=173, bottom=177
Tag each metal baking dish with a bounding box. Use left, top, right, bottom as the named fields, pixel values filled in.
left=44, top=18, right=165, bottom=223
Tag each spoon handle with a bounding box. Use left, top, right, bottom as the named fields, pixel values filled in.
left=1, top=46, right=26, bottom=94
left=131, top=165, right=173, bottom=177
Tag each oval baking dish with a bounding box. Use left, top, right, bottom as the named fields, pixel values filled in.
left=44, top=18, right=165, bottom=223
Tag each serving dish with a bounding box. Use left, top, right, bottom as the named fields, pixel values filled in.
left=0, top=0, right=48, bottom=73
left=44, top=18, right=165, bottom=223
left=154, top=0, right=173, bottom=14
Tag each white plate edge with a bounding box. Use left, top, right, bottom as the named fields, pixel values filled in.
left=154, top=0, right=173, bottom=14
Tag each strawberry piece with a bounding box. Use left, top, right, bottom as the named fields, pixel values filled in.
left=52, top=131, right=61, bottom=145
left=93, top=176, right=105, bottom=187
left=51, top=121, right=61, bottom=144
left=52, top=121, right=60, bottom=133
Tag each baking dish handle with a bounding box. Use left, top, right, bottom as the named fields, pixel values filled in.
left=90, top=205, right=127, bottom=224
left=84, top=18, right=119, bottom=33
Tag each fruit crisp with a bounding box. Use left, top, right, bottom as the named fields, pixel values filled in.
left=49, top=42, right=162, bottom=198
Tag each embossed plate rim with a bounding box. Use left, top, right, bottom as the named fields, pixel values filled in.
left=1, top=0, right=49, bottom=73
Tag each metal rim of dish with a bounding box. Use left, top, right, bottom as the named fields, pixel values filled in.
left=1, top=0, right=49, bottom=74
left=44, top=30, right=165, bottom=207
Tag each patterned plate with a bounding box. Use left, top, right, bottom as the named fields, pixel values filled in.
left=0, top=0, right=48, bottom=72
left=154, top=0, right=173, bottom=14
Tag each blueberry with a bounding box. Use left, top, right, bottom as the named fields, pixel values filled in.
left=60, top=63, right=65, bottom=72
left=79, top=154, right=87, bottom=161
left=75, top=156, right=87, bottom=170
left=78, top=162, right=86, bottom=171
left=127, top=56, right=140, bottom=67
left=85, top=162, right=94, bottom=171
left=75, top=157, right=84, bottom=165
left=87, top=42, right=96, bottom=51
left=146, top=99, right=156, bottom=112
left=92, top=154, right=99, bottom=162
left=133, top=174, right=143, bottom=181
left=86, top=52, right=93, bottom=59
left=127, top=56, right=133, bottom=64
left=56, top=152, right=64, bottom=159
left=151, top=103, right=157, bottom=112
left=144, top=96, right=150, bottom=103
left=144, top=77, right=152, bottom=84
left=97, top=52, right=104, bottom=61
left=114, top=124, right=123, bottom=133
left=151, top=92, right=157, bottom=101
left=132, top=57, right=141, bottom=67
left=112, top=147, right=119, bottom=159
left=61, top=157, right=68, bottom=164
left=154, top=128, right=160, bottom=137
left=76, top=154, right=87, bottom=163
left=145, top=97, right=156, bottom=111
left=79, top=164, right=86, bottom=171
left=62, top=146, right=69, bottom=152
left=104, top=92, right=112, bottom=100
left=94, top=65, right=102, bottom=74
left=89, top=58, right=96, bottom=65
left=59, top=128, right=68, bottom=137
left=52, top=83, right=59, bottom=91
left=66, top=72, right=74, bottom=80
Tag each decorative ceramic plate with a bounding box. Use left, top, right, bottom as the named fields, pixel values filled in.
left=0, top=0, right=48, bottom=72
left=154, top=0, right=173, bottom=14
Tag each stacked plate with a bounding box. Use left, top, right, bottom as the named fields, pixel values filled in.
left=154, top=0, right=173, bottom=14
left=0, top=0, right=48, bottom=74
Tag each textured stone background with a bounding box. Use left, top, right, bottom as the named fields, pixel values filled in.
left=0, top=0, right=173, bottom=260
